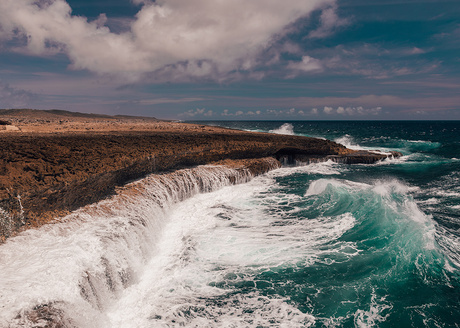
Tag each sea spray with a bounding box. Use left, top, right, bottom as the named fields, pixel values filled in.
left=104, top=165, right=450, bottom=327
left=0, top=159, right=279, bottom=327
left=269, top=123, right=295, bottom=135
left=105, top=167, right=353, bottom=327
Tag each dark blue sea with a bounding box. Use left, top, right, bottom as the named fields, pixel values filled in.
left=186, top=120, right=460, bottom=327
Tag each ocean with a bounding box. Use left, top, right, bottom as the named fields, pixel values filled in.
left=1, top=121, right=459, bottom=327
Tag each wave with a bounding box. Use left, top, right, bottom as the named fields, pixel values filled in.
left=335, top=135, right=443, bottom=156
left=334, top=134, right=363, bottom=150
left=394, top=139, right=442, bottom=152
left=0, top=162, right=280, bottom=327
left=303, top=178, right=456, bottom=267
left=267, top=160, right=343, bottom=177
left=298, top=176, right=460, bottom=325
left=104, top=171, right=360, bottom=327
left=269, top=123, right=295, bottom=135
left=334, top=134, right=393, bottom=156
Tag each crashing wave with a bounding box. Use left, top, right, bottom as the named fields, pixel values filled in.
left=0, top=159, right=280, bottom=327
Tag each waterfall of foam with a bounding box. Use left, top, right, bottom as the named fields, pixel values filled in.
left=0, top=161, right=279, bottom=327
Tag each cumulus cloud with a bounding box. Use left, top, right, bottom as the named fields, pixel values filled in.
left=287, top=55, right=323, bottom=75
left=183, top=104, right=386, bottom=119
left=323, top=106, right=334, bottom=114
left=323, top=105, right=381, bottom=115
left=218, top=107, right=321, bottom=118
left=0, top=82, right=37, bottom=108
left=181, top=108, right=213, bottom=117
left=0, top=0, right=334, bottom=80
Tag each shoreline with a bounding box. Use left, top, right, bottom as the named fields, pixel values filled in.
left=0, top=109, right=400, bottom=240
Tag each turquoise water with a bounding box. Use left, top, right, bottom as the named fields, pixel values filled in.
left=187, top=121, right=460, bottom=327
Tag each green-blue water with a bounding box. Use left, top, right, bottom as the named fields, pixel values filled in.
left=188, top=121, right=460, bottom=327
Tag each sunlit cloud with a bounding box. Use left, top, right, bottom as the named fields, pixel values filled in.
left=0, top=0, right=335, bottom=81
left=182, top=105, right=384, bottom=119
left=287, top=56, right=323, bottom=76
left=323, top=105, right=382, bottom=115
left=180, top=108, right=213, bottom=117
left=308, top=4, right=349, bottom=38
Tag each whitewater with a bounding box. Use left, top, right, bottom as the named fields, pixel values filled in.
left=1, top=121, right=459, bottom=327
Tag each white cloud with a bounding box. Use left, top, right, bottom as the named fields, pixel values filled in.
left=221, top=109, right=263, bottom=117
left=322, top=105, right=382, bottom=115
left=287, top=55, right=323, bottom=75
left=195, top=104, right=386, bottom=119
left=308, top=4, right=349, bottom=39
left=0, top=0, right=334, bottom=80
left=180, top=107, right=213, bottom=117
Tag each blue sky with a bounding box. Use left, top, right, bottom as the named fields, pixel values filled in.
left=0, top=0, right=459, bottom=120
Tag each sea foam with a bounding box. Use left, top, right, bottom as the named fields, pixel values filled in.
left=269, top=123, right=295, bottom=135
left=0, top=163, right=280, bottom=327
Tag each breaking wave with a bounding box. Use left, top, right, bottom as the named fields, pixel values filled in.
left=0, top=162, right=280, bottom=327
left=269, top=123, right=295, bottom=135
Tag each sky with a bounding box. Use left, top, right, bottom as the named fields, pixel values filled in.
left=0, top=0, right=459, bottom=120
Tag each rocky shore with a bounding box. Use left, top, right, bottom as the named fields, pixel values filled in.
left=0, top=109, right=400, bottom=240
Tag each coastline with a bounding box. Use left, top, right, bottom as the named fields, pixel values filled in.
left=0, top=109, right=399, bottom=239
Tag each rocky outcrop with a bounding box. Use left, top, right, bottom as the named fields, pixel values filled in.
left=0, top=119, right=20, bottom=131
